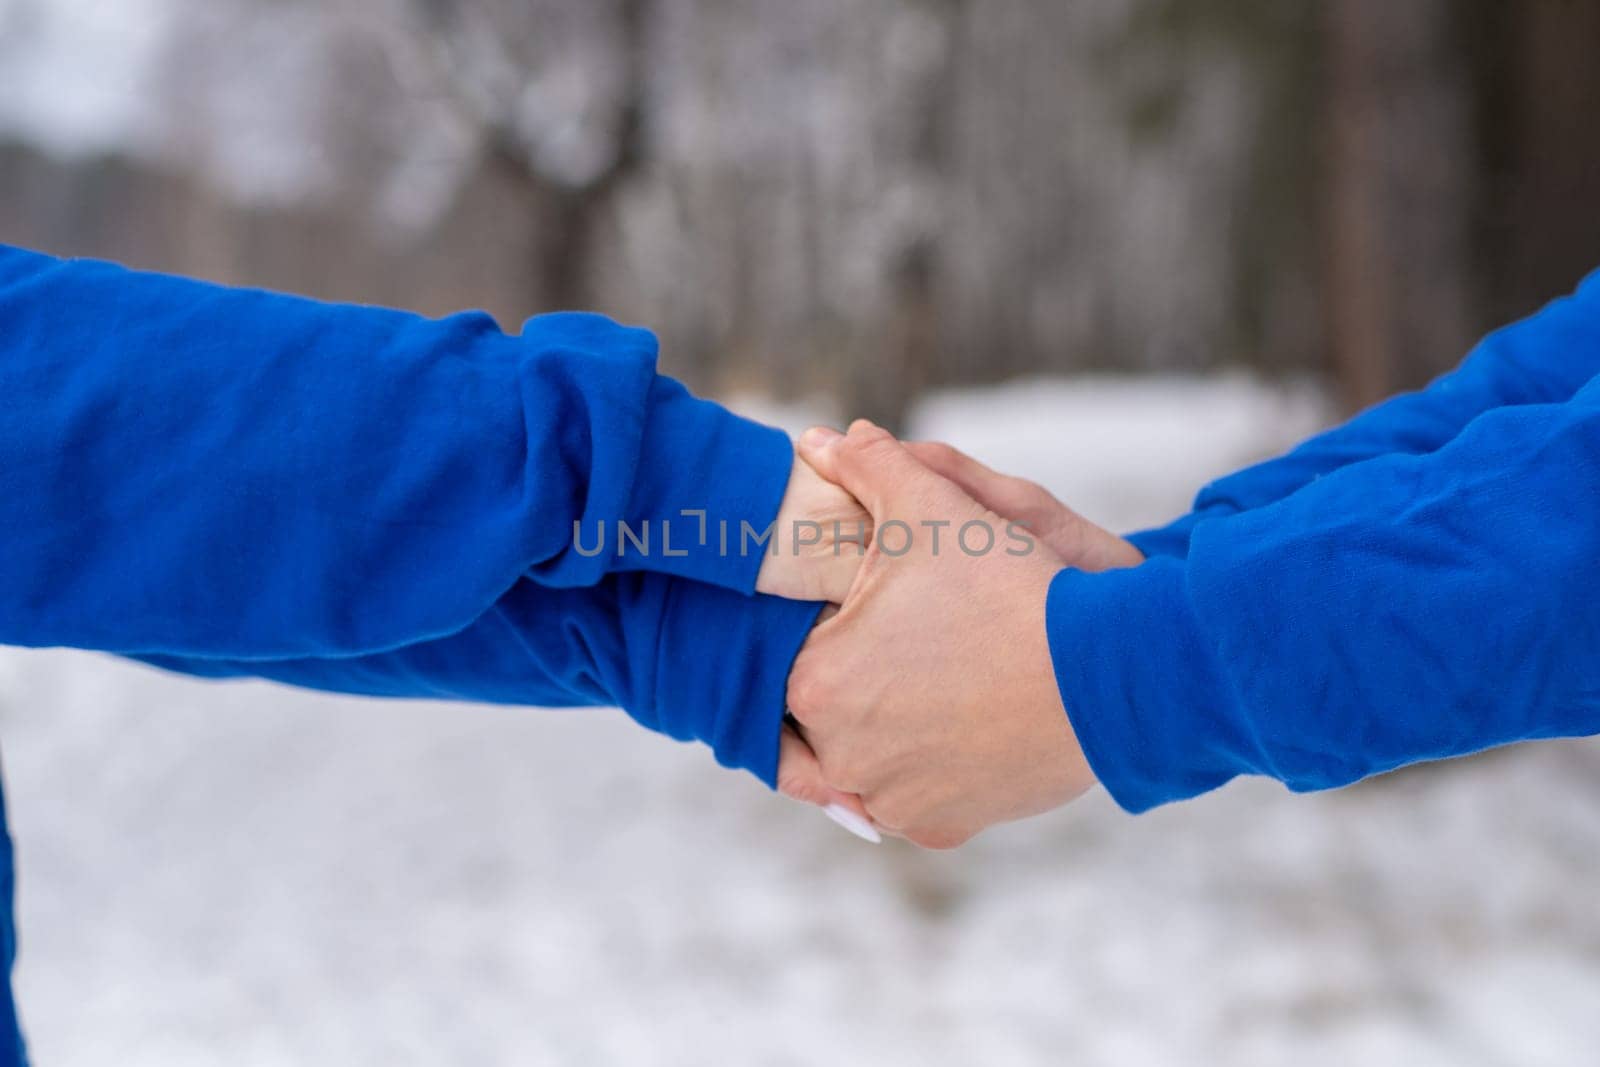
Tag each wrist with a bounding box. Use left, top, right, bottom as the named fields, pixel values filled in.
left=753, top=456, right=871, bottom=603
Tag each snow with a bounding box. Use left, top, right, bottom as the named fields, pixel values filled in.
left=3, top=376, right=1598, bottom=1066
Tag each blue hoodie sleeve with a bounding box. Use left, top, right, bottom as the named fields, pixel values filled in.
left=1128, top=267, right=1600, bottom=559
left=1049, top=375, right=1600, bottom=813
left=0, top=244, right=792, bottom=659
left=134, top=576, right=822, bottom=784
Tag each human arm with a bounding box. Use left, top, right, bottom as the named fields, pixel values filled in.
left=134, top=572, right=841, bottom=789
left=1052, top=379, right=1600, bottom=811
left=1130, top=266, right=1600, bottom=558
left=0, top=243, right=848, bottom=659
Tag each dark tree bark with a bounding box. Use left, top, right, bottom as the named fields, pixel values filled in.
left=1500, top=0, right=1600, bottom=318
left=1321, top=0, right=1476, bottom=411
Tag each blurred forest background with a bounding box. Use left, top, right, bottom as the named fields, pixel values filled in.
left=2, top=0, right=1599, bottom=428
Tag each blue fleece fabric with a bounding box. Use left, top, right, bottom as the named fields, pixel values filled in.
left=0, top=243, right=815, bottom=1061
left=1053, top=267, right=1600, bottom=812
left=137, top=577, right=824, bottom=782
left=0, top=243, right=811, bottom=768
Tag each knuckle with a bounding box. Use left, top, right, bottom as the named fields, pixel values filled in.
left=844, top=420, right=894, bottom=451
left=785, top=659, right=834, bottom=722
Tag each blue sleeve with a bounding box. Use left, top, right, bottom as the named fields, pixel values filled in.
left=134, top=575, right=820, bottom=784
left=1128, top=267, right=1600, bottom=559
left=0, top=244, right=792, bottom=659
left=1048, top=376, right=1600, bottom=812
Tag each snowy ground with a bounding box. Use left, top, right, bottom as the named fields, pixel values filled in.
left=3, top=376, right=1598, bottom=1067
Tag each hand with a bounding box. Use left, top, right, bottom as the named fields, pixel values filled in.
left=901, top=441, right=1144, bottom=572
left=780, top=421, right=1103, bottom=849
left=752, top=449, right=879, bottom=840
left=770, top=433, right=1142, bottom=844
left=754, top=453, right=874, bottom=604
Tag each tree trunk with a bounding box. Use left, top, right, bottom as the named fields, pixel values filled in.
left=1322, top=0, right=1476, bottom=410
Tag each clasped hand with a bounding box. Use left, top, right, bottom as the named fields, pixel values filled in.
left=754, top=421, right=1143, bottom=848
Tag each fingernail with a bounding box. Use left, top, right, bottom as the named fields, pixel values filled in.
left=823, top=803, right=882, bottom=844
left=800, top=426, right=842, bottom=450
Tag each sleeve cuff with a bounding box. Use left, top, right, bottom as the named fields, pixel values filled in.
left=1123, top=499, right=1243, bottom=560
left=1123, top=520, right=1195, bottom=560
left=621, top=376, right=795, bottom=594
left=646, top=580, right=823, bottom=785
left=1045, top=557, right=1268, bottom=812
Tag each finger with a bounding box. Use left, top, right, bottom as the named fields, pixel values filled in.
left=904, top=441, right=1010, bottom=507
left=905, top=440, right=1053, bottom=522
left=797, top=420, right=942, bottom=519
left=775, top=726, right=881, bottom=843
left=795, top=425, right=844, bottom=483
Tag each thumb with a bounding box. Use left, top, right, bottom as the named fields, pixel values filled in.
left=776, top=725, right=881, bottom=843
left=797, top=419, right=934, bottom=519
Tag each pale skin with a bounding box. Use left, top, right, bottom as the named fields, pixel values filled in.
left=754, top=456, right=873, bottom=605
left=757, top=420, right=1143, bottom=848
